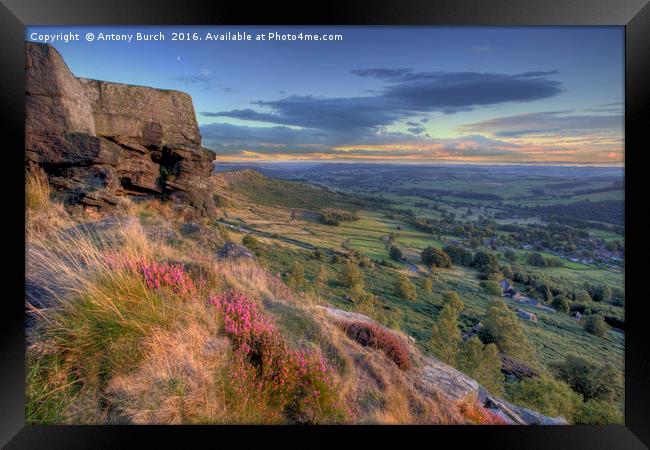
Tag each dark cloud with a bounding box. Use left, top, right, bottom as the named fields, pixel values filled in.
left=349, top=68, right=415, bottom=81
left=202, top=68, right=562, bottom=139
left=407, top=126, right=426, bottom=135
left=460, top=111, right=623, bottom=137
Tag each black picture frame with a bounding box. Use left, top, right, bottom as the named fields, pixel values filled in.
left=1, top=0, right=648, bottom=448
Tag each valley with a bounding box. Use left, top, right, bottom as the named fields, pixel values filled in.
left=210, top=163, right=625, bottom=418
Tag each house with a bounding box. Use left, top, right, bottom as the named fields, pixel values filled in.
left=571, top=311, right=583, bottom=320
left=500, top=279, right=512, bottom=291
left=516, top=309, right=538, bottom=323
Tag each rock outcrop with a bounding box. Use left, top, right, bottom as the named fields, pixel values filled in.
left=320, top=306, right=569, bottom=425
left=25, top=42, right=215, bottom=215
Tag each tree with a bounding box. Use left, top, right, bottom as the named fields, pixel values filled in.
left=389, top=245, right=402, bottom=261
left=552, top=295, right=570, bottom=313
left=421, top=247, right=451, bottom=268
left=422, top=277, right=433, bottom=295
left=443, top=245, right=474, bottom=266
left=591, top=285, right=612, bottom=303
left=482, top=299, right=531, bottom=360
left=574, top=400, right=623, bottom=425
left=582, top=314, right=609, bottom=338
left=574, top=290, right=592, bottom=303
left=287, top=261, right=305, bottom=289
left=527, top=252, right=547, bottom=267
left=394, top=273, right=417, bottom=301
left=459, top=337, right=504, bottom=396
left=339, top=261, right=363, bottom=288
left=480, top=280, right=502, bottom=296
left=504, top=249, right=517, bottom=263
left=554, top=354, right=621, bottom=402
left=472, top=250, right=500, bottom=274
left=430, top=292, right=464, bottom=365
left=507, top=377, right=582, bottom=421
left=312, top=249, right=325, bottom=261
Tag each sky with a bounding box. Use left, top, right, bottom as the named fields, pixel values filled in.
left=27, top=26, right=624, bottom=165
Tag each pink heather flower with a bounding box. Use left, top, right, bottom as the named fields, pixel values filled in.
left=210, top=290, right=341, bottom=420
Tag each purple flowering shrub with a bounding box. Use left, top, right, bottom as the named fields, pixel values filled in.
left=212, top=291, right=346, bottom=423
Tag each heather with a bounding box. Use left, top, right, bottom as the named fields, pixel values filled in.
left=339, top=321, right=411, bottom=370
left=212, top=291, right=345, bottom=423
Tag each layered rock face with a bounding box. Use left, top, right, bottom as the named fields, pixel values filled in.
left=26, top=42, right=215, bottom=215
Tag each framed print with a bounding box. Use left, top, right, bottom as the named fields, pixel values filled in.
left=1, top=0, right=648, bottom=448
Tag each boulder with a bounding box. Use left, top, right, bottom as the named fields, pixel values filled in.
left=25, top=42, right=216, bottom=215
left=216, top=243, right=255, bottom=260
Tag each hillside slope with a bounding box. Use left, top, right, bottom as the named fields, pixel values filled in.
left=26, top=171, right=563, bottom=424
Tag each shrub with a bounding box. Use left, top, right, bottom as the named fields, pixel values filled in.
left=430, top=292, right=463, bottom=365
left=211, top=291, right=344, bottom=423
left=389, top=245, right=402, bottom=261
left=212, top=192, right=230, bottom=207
left=106, top=255, right=197, bottom=298
left=349, top=280, right=373, bottom=303
left=287, top=261, right=305, bottom=290
left=421, top=247, right=451, bottom=268
left=482, top=299, right=531, bottom=360
left=393, top=273, right=417, bottom=301
left=242, top=234, right=266, bottom=256
left=591, top=285, right=612, bottom=303
left=554, top=354, right=621, bottom=402
left=573, top=400, right=624, bottom=425
left=339, top=321, right=411, bottom=370
left=480, top=280, right=502, bottom=296
left=444, top=245, right=474, bottom=266
left=339, top=261, right=363, bottom=288
left=320, top=208, right=358, bottom=226
left=552, top=295, right=570, bottom=313
left=506, top=377, right=582, bottom=421
left=458, top=337, right=504, bottom=397
left=472, top=250, right=500, bottom=274
left=526, top=252, right=562, bottom=268
left=582, top=314, right=609, bottom=338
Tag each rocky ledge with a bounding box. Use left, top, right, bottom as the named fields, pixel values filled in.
left=25, top=42, right=215, bottom=216
left=320, top=306, right=568, bottom=425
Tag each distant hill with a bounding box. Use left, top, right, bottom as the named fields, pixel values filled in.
left=213, top=169, right=362, bottom=212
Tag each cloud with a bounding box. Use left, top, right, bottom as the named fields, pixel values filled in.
left=460, top=110, right=623, bottom=138
left=202, top=68, right=562, bottom=138
left=201, top=121, right=520, bottom=161
left=407, top=126, right=426, bottom=135
left=170, top=70, right=232, bottom=91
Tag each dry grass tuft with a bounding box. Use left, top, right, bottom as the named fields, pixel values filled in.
left=26, top=167, right=51, bottom=210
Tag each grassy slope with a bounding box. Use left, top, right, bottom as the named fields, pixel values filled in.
left=26, top=171, right=495, bottom=425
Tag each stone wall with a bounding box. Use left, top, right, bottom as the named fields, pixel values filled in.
left=25, top=42, right=215, bottom=215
